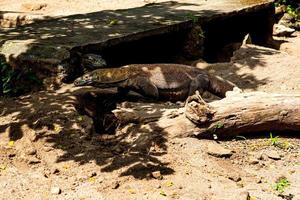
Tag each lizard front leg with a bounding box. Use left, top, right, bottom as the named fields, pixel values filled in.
left=117, top=87, right=130, bottom=96
left=127, top=76, right=159, bottom=100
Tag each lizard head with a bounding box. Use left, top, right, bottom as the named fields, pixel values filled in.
left=74, top=72, right=95, bottom=86
left=74, top=67, right=130, bottom=87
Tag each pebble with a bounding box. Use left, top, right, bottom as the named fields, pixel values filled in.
left=8, top=153, right=16, bottom=158
left=257, top=152, right=268, bottom=161
left=267, top=150, right=281, bottom=160
left=238, top=191, right=250, bottom=200
left=256, top=177, right=263, bottom=184
left=27, top=157, right=41, bottom=164
left=52, top=168, right=60, bottom=174
left=43, top=169, right=50, bottom=178
left=207, top=142, right=233, bottom=158
left=50, top=186, right=61, bottom=195
left=43, top=146, right=53, bottom=152
left=26, top=148, right=37, bottom=156
left=273, top=24, right=295, bottom=37
left=228, top=174, right=242, bottom=182
left=249, top=157, right=259, bottom=165
left=89, top=172, right=97, bottom=177
left=152, top=171, right=163, bottom=179
left=112, top=181, right=120, bottom=189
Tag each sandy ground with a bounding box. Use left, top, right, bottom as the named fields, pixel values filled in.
left=1, top=20, right=300, bottom=200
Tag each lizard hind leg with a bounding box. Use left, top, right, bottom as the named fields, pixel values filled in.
left=188, top=74, right=210, bottom=97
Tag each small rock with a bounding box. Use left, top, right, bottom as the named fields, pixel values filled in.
left=257, top=152, right=268, bottom=161
left=43, top=169, right=51, bottom=178
left=112, top=181, right=120, bottom=189
left=273, top=24, right=295, bottom=37
left=207, top=142, right=233, bottom=158
left=237, top=191, right=250, bottom=200
left=8, top=153, right=16, bottom=158
left=249, top=157, right=259, bottom=165
left=43, top=146, right=53, bottom=152
left=267, top=150, right=281, bottom=160
left=27, top=157, right=41, bottom=164
left=278, top=193, right=294, bottom=200
left=50, top=186, right=61, bottom=195
left=256, top=177, right=263, bottom=184
left=228, top=174, right=242, bottom=182
left=72, top=182, right=79, bottom=187
left=89, top=172, right=97, bottom=178
left=26, top=148, right=37, bottom=156
left=152, top=171, right=163, bottom=179
left=51, top=168, right=60, bottom=174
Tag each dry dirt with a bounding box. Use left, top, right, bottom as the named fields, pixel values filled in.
left=1, top=26, right=300, bottom=200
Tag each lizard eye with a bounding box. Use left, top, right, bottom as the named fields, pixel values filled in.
left=92, top=75, right=98, bottom=80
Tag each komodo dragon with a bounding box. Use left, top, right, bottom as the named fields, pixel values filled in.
left=74, top=64, right=236, bottom=101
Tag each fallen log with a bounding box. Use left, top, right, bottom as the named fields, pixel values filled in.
left=111, top=90, right=300, bottom=138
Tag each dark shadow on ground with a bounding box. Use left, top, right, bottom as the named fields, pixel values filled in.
left=0, top=86, right=175, bottom=178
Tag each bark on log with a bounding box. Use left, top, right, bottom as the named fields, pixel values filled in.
left=112, top=91, right=300, bottom=138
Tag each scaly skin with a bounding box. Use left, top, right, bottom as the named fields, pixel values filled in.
left=74, top=64, right=236, bottom=101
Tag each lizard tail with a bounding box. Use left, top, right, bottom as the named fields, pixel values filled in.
left=207, top=74, right=237, bottom=98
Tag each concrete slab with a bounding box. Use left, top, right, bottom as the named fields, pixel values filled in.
left=0, top=0, right=273, bottom=26
left=0, top=0, right=274, bottom=76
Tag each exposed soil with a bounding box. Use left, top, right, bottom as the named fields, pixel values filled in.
left=1, top=13, right=300, bottom=200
